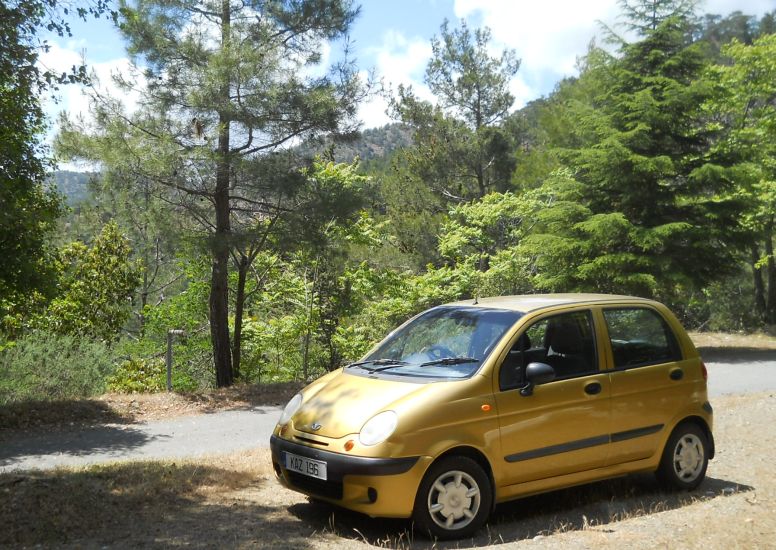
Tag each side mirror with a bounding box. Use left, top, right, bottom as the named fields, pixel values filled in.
left=520, top=362, right=555, bottom=397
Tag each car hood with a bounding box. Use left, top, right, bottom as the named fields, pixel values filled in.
left=291, top=369, right=429, bottom=439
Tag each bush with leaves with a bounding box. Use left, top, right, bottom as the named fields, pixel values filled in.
left=0, top=330, right=115, bottom=404
left=44, top=222, right=141, bottom=340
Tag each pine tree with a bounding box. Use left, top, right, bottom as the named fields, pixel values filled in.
left=60, top=0, right=362, bottom=386
left=393, top=20, right=520, bottom=201
left=526, top=14, right=740, bottom=299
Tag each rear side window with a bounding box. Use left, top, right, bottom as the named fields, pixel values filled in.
left=603, top=308, right=681, bottom=369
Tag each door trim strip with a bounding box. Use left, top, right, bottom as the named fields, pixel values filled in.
left=505, top=434, right=609, bottom=463
left=504, top=424, right=664, bottom=463
left=610, top=424, right=664, bottom=443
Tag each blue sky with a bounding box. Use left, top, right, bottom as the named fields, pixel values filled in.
left=41, top=0, right=775, bottom=143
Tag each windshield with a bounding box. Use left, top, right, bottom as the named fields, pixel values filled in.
left=351, top=306, right=522, bottom=379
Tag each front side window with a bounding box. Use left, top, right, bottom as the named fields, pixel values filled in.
left=499, top=310, right=597, bottom=390
left=353, top=306, right=523, bottom=379
left=603, top=308, right=681, bottom=369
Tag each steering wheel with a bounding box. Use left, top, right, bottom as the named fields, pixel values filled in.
left=424, top=344, right=455, bottom=360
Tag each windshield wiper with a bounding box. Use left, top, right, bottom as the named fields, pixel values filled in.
left=346, top=358, right=410, bottom=372
left=418, top=357, right=480, bottom=368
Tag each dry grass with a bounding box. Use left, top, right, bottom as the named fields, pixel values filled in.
left=688, top=331, right=776, bottom=350
left=0, top=449, right=274, bottom=547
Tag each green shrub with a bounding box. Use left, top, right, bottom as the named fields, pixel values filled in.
left=107, top=356, right=201, bottom=393
left=0, top=331, right=116, bottom=404
left=107, top=357, right=166, bottom=393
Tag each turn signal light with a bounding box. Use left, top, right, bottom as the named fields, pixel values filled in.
left=344, top=440, right=355, bottom=451
left=481, top=404, right=492, bottom=412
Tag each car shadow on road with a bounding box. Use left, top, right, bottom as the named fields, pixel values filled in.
left=0, top=424, right=161, bottom=468
left=288, top=474, right=753, bottom=548
left=699, top=346, right=776, bottom=363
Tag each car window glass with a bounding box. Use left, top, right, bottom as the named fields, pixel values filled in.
left=603, top=308, right=681, bottom=368
left=499, top=310, right=597, bottom=391
left=365, top=307, right=522, bottom=379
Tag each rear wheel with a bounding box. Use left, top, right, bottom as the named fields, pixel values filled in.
left=413, top=456, right=492, bottom=540
left=657, top=423, right=709, bottom=490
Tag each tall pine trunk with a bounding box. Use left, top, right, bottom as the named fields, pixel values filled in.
left=211, top=154, right=233, bottom=387
left=210, top=0, right=233, bottom=388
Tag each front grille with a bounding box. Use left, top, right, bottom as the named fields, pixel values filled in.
left=286, top=471, right=343, bottom=500
left=294, top=435, right=329, bottom=446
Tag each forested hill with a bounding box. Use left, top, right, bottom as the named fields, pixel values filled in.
left=299, top=122, right=413, bottom=163
left=50, top=171, right=95, bottom=205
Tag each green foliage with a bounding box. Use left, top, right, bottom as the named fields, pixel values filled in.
left=617, top=0, right=697, bottom=34
left=44, top=222, right=141, bottom=340
left=702, top=33, right=776, bottom=323
left=107, top=356, right=199, bottom=393
left=0, top=2, right=64, bottom=320
left=536, top=16, right=739, bottom=301
left=0, top=330, right=115, bottom=404
left=107, top=357, right=166, bottom=393
left=59, top=0, right=364, bottom=387
left=11, top=2, right=776, bottom=405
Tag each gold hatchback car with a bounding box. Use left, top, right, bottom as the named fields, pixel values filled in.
left=270, top=294, right=714, bottom=539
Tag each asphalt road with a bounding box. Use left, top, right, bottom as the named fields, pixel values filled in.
left=1, top=360, right=774, bottom=473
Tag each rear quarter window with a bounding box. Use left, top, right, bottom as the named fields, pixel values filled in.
left=603, top=307, right=682, bottom=369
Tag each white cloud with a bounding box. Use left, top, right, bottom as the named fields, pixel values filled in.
left=38, top=42, right=142, bottom=132
left=357, top=30, right=434, bottom=127
left=454, top=0, right=620, bottom=103
left=454, top=0, right=775, bottom=105
left=37, top=43, right=144, bottom=170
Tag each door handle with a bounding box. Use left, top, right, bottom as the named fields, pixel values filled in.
left=670, top=368, right=684, bottom=381
left=584, top=382, right=602, bottom=395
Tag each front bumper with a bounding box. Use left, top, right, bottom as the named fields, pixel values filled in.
left=270, top=435, right=431, bottom=518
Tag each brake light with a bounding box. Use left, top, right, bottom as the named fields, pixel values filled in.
left=701, top=361, right=708, bottom=381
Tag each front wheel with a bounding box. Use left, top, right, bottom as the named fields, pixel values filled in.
left=657, top=423, right=709, bottom=490
left=412, top=456, right=492, bottom=540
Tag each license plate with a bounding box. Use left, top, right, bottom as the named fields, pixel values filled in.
left=284, top=452, right=327, bottom=480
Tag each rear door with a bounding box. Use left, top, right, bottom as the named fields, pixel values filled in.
left=494, top=308, right=611, bottom=486
left=602, top=306, right=687, bottom=465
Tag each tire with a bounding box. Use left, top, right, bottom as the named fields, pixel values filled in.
left=412, top=456, right=493, bottom=540
left=657, top=422, right=709, bottom=491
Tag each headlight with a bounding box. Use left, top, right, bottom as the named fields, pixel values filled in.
left=359, top=410, right=398, bottom=446
left=278, top=393, right=302, bottom=426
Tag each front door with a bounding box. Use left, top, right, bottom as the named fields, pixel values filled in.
left=494, top=309, right=611, bottom=486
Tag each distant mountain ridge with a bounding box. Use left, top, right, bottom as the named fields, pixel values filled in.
left=50, top=123, right=412, bottom=202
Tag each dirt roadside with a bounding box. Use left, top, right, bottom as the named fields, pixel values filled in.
left=1, top=390, right=774, bottom=549
left=0, top=381, right=303, bottom=436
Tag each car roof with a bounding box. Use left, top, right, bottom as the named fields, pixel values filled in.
left=446, top=293, right=657, bottom=313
